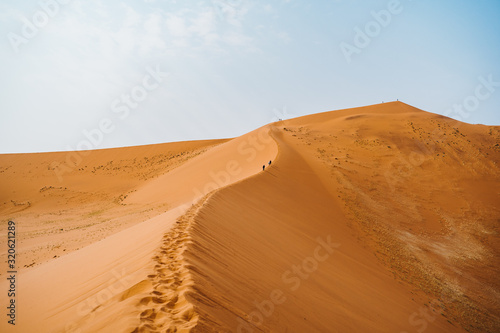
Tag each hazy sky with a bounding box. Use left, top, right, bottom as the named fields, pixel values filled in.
left=1, top=0, right=499, bottom=153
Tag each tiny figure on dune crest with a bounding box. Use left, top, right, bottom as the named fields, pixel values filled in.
left=268, top=160, right=272, bottom=166
left=263, top=165, right=265, bottom=171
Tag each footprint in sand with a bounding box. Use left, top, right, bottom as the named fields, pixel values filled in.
left=131, top=196, right=209, bottom=333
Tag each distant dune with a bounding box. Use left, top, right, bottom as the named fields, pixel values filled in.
left=1, top=101, right=499, bottom=332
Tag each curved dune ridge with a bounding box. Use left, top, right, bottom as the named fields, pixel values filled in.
left=0, top=101, right=499, bottom=332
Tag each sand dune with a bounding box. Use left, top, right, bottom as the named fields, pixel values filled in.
left=0, top=139, right=227, bottom=269
left=1, top=102, right=499, bottom=332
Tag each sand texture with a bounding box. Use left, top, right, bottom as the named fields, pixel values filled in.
left=1, top=102, right=499, bottom=332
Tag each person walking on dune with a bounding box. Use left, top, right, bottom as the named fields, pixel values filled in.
left=263, top=165, right=265, bottom=171
left=268, top=160, right=272, bottom=166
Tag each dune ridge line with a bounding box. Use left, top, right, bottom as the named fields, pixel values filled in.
left=132, top=128, right=280, bottom=332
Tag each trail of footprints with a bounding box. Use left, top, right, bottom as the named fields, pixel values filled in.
left=132, top=197, right=208, bottom=333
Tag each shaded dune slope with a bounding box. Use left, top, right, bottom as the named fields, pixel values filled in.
left=283, top=102, right=500, bottom=332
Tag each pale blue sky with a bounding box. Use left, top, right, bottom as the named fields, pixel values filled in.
left=0, top=0, right=499, bottom=153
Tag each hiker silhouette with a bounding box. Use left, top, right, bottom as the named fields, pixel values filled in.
left=263, top=165, right=265, bottom=171
left=268, top=160, right=272, bottom=166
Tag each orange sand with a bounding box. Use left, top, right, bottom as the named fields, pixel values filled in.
left=0, top=102, right=498, bottom=332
